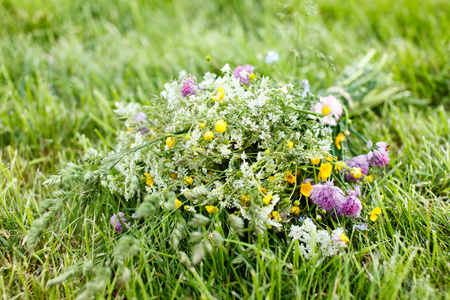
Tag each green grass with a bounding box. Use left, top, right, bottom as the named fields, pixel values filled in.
left=1, top=0, right=450, bottom=298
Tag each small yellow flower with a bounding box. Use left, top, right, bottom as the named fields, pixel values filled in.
left=363, top=174, right=374, bottom=184
left=175, top=199, right=182, bottom=208
left=215, top=119, right=227, bottom=133
left=287, top=140, right=294, bottom=149
left=199, top=122, right=207, bottom=128
left=184, top=205, right=189, bottom=211
left=334, top=161, right=347, bottom=171
left=319, top=163, right=332, bottom=181
left=249, top=73, right=257, bottom=82
left=241, top=195, right=250, bottom=202
left=144, top=173, right=154, bottom=186
left=271, top=211, right=281, bottom=221
left=350, top=167, right=362, bottom=179
left=284, top=171, right=296, bottom=184
left=204, top=131, right=214, bottom=140
left=335, top=133, right=346, bottom=150
left=263, top=194, right=273, bottom=205
left=269, top=176, right=275, bottom=181
left=259, top=187, right=267, bottom=194
left=340, top=233, right=349, bottom=243
left=290, top=206, right=301, bottom=215
left=300, top=181, right=314, bottom=197
left=370, top=207, right=382, bottom=222
left=310, top=157, right=320, bottom=164
left=184, top=177, right=194, bottom=185
left=322, top=106, right=331, bottom=116
left=127, top=127, right=133, bottom=131
left=205, top=205, right=219, bottom=213
left=212, top=87, right=225, bottom=101
left=170, top=172, right=178, bottom=179
left=166, top=137, right=175, bottom=148
left=185, top=135, right=190, bottom=140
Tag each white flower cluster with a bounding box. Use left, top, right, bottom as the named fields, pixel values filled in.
left=98, top=66, right=333, bottom=229
left=289, top=219, right=346, bottom=258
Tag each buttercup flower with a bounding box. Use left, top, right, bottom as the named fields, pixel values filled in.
left=350, top=167, right=362, bottom=179
left=300, top=181, right=314, bottom=197
left=263, top=194, right=273, bottom=205
left=184, top=177, right=194, bottom=185
left=204, top=131, right=214, bottom=140
left=215, top=120, right=227, bottom=133
left=175, top=199, right=182, bottom=208
left=284, top=171, right=296, bottom=184
left=144, top=173, right=154, bottom=186
left=370, top=207, right=382, bottom=221
left=335, top=133, right=345, bottom=150
left=110, top=212, right=130, bottom=233
left=205, top=206, right=219, bottom=213
left=166, top=137, right=175, bottom=148
left=313, top=95, right=343, bottom=126
left=290, top=206, right=301, bottom=215
left=287, top=140, right=294, bottom=149
left=310, top=157, right=320, bottom=164
left=344, top=155, right=369, bottom=181
left=180, top=76, right=198, bottom=97
left=367, top=142, right=390, bottom=167
left=265, top=51, right=280, bottom=64
left=318, top=163, right=332, bottom=181
left=334, top=161, right=346, bottom=171
left=212, top=87, right=225, bottom=101
left=233, top=65, right=255, bottom=85
left=310, top=180, right=345, bottom=212
left=339, top=186, right=362, bottom=218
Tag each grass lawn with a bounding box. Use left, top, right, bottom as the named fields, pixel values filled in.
left=1, top=0, right=449, bottom=298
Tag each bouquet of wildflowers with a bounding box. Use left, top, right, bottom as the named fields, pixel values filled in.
left=81, top=58, right=391, bottom=262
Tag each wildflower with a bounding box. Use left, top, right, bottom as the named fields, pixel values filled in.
left=353, top=223, right=368, bottom=231
left=344, top=155, right=369, bottom=181
left=180, top=76, right=198, bottom=97
left=249, top=73, right=257, bottom=82
left=367, top=142, right=390, bottom=167
left=170, top=173, right=178, bottom=179
left=370, top=207, right=382, bottom=221
left=205, top=205, right=219, bottom=213
left=204, top=131, right=214, bottom=140
left=300, top=181, right=313, bottom=197
left=265, top=51, right=280, bottom=64
left=184, top=177, right=194, bottom=185
left=313, top=95, right=343, bottom=126
left=290, top=206, right=301, bottom=215
left=166, top=137, right=176, bottom=148
left=133, top=112, right=149, bottom=133
left=284, top=171, right=296, bottom=184
left=110, top=212, right=130, bottom=233
left=310, top=180, right=345, bottom=212
left=199, top=122, right=207, bottom=128
left=215, top=119, right=227, bottom=133
left=334, top=161, right=346, bottom=171
left=350, top=167, right=362, bottom=179
left=263, top=194, right=273, bottom=205
left=241, top=195, right=250, bottom=202
left=287, top=140, right=294, bottom=149
left=144, top=173, right=154, bottom=186
left=363, top=174, right=374, bottom=184
left=310, top=157, right=320, bottom=164
left=335, top=133, right=346, bottom=150
left=233, top=65, right=255, bottom=85
left=339, top=186, right=362, bottom=218
left=259, top=187, right=267, bottom=194
left=331, top=228, right=349, bottom=243
left=301, top=79, right=310, bottom=99
left=175, top=199, right=182, bottom=208
left=318, top=163, right=332, bottom=181
left=271, top=211, right=281, bottom=221
left=212, top=87, right=225, bottom=101
left=269, top=176, right=275, bottom=181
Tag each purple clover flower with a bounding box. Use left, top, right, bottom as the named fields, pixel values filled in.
left=310, top=180, right=345, bottom=212
left=110, top=212, right=130, bottom=233
left=367, top=142, right=390, bottom=167
left=339, top=186, right=362, bottom=218
left=344, top=155, right=369, bottom=181
left=133, top=112, right=149, bottom=134
left=180, top=77, right=199, bottom=97
left=233, top=65, right=254, bottom=85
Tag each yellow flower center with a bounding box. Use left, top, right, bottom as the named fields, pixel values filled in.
left=322, top=106, right=332, bottom=116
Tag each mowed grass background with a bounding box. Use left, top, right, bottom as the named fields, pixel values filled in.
left=1, top=0, right=449, bottom=298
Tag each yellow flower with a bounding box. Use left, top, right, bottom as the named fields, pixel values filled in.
left=217, top=87, right=224, bottom=93
left=144, top=173, right=154, bottom=186
left=363, top=174, right=374, bottom=184
left=300, top=181, right=313, bottom=197
left=241, top=195, right=250, bottom=202
left=370, top=207, right=382, bottom=222
left=215, top=119, right=227, bottom=133
left=310, top=157, right=320, bottom=164
left=319, top=163, right=332, bottom=181
left=185, top=135, right=190, bottom=140
left=271, top=211, right=281, bottom=221
left=340, top=233, right=349, bottom=243
left=259, top=187, right=267, bottom=194
left=269, top=176, right=275, bottom=181
left=205, top=205, right=219, bottom=213
left=184, top=205, right=189, bottom=211
left=284, top=171, right=296, bottom=184
left=166, top=137, right=175, bottom=148
left=199, top=122, right=207, bottom=128
left=263, top=194, right=273, bottom=205
left=334, top=161, right=347, bottom=171
left=212, top=87, right=225, bottom=101
left=204, top=131, right=214, bottom=140
left=322, top=106, right=331, bottom=116
left=249, top=73, right=257, bottom=82
left=287, top=140, right=294, bottom=149
left=170, top=172, right=178, bottom=179
left=175, top=199, right=182, bottom=208
left=335, top=133, right=346, bottom=150
left=290, top=206, right=301, bottom=215
left=350, top=167, right=362, bottom=179
left=184, top=177, right=194, bottom=185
